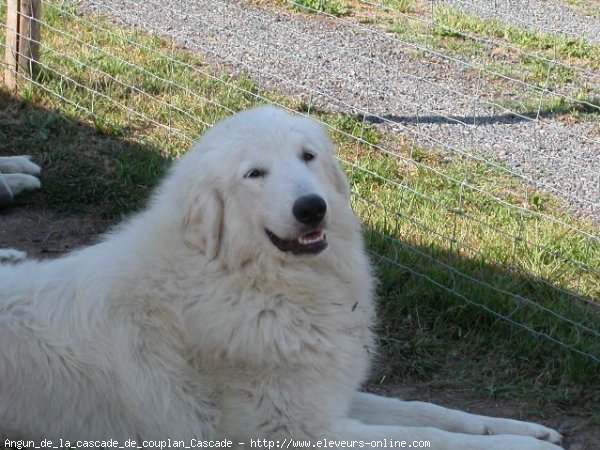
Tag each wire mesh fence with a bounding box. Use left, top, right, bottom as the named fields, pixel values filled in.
left=1, top=0, right=599, bottom=366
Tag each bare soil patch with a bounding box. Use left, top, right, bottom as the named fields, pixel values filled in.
left=0, top=205, right=109, bottom=258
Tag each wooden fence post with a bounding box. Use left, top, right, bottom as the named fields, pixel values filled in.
left=4, top=0, right=41, bottom=90
left=4, top=0, right=19, bottom=90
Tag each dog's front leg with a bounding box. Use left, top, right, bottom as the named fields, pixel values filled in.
left=330, top=419, right=563, bottom=450
left=348, top=392, right=562, bottom=443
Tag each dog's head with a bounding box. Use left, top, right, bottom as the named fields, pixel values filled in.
left=167, top=105, right=353, bottom=265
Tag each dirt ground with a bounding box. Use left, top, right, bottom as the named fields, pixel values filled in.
left=0, top=206, right=111, bottom=258
left=1, top=205, right=598, bottom=449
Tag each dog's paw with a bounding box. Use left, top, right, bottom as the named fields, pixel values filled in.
left=3, top=173, right=41, bottom=195
left=0, top=155, right=41, bottom=176
left=535, top=427, right=563, bottom=444
left=0, top=249, right=28, bottom=263
left=483, top=418, right=562, bottom=444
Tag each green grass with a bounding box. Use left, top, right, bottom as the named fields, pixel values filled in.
left=1, top=1, right=599, bottom=417
left=432, top=5, right=599, bottom=61
left=383, top=0, right=416, bottom=14
left=428, top=5, right=600, bottom=118
left=563, top=0, right=600, bottom=16
left=385, top=5, right=600, bottom=116
left=287, top=0, right=350, bottom=16
left=345, top=143, right=600, bottom=407
left=497, top=91, right=600, bottom=123
left=286, top=0, right=415, bottom=17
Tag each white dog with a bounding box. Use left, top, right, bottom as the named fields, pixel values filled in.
left=0, top=106, right=562, bottom=449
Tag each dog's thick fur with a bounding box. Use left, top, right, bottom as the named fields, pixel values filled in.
left=0, top=107, right=562, bottom=449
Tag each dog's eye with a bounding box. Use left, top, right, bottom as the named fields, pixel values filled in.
left=302, top=151, right=316, bottom=162
left=244, top=168, right=266, bottom=179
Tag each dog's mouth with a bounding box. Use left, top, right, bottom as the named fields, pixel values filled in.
left=266, top=228, right=328, bottom=255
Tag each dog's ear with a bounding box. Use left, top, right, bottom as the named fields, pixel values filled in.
left=327, top=156, right=351, bottom=199
left=302, top=117, right=351, bottom=199
left=182, top=188, right=224, bottom=260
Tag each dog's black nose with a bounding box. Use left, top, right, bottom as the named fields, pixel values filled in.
left=293, top=194, right=327, bottom=227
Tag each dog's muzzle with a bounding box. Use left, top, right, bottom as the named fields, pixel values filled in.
left=266, top=194, right=328, bottom=255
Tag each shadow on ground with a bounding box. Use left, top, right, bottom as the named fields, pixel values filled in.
left=0, top=89, right=172, bottom=221
left=357, top=101, right=599, bottom=126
